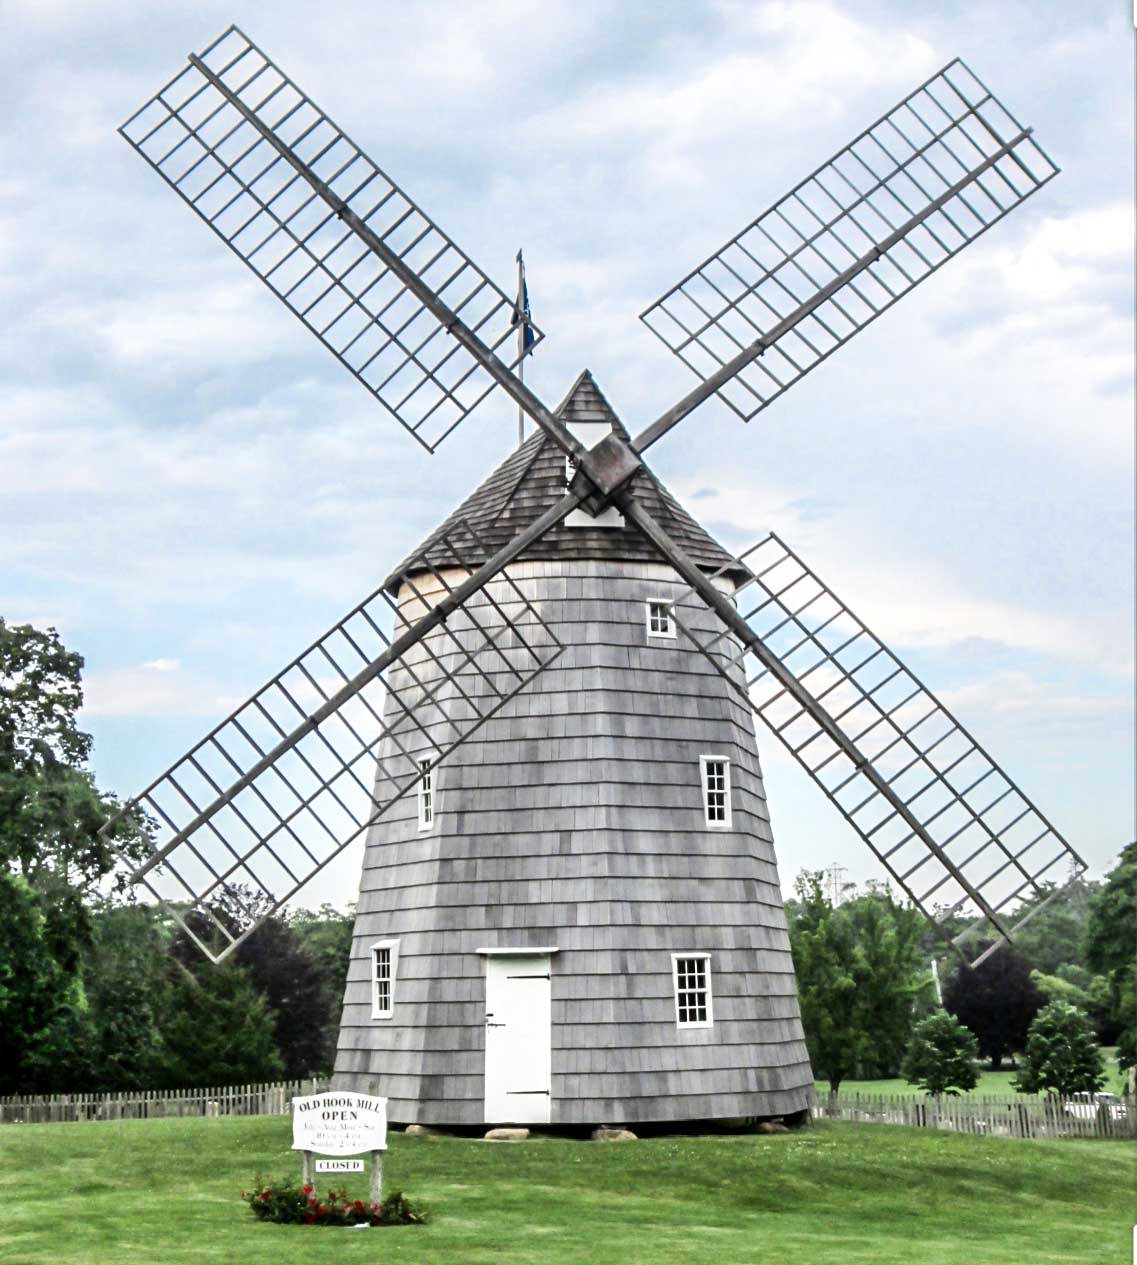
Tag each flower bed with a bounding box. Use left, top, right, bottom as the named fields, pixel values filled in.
left=241, top=1178, right=427, bottom=1226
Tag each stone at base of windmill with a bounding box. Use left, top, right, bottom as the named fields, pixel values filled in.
left=484, top=1127, right=530, bottom=1141
left=755, top=1120, right=790, bottom=1135
left=404, top=1124, right=441, bottom=1137
left=591, top=1127, right=637, bottom=1142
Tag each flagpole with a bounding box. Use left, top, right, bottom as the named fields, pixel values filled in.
left=516, top=249, right=525, bottom=447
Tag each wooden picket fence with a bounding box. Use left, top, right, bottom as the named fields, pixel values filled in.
left=822, top=1091, right=1137, bottom=1140
left=0, top=1079, right=330, bottom=1125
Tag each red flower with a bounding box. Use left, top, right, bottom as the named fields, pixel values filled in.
left=318, top=1204, right=328, bottom=1215
left=352, top=1200, right=364, bottom=1212
left=302, top=1184, right=313, bottom=1195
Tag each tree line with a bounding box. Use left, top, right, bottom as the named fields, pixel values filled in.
left=787, top=848, right=1135, bottom=1097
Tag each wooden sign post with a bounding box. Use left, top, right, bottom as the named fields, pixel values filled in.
left=292, top=1091, right=387, bottom=1205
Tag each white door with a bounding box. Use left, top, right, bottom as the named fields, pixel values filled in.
left=484, top=954, right=552, bottom=1124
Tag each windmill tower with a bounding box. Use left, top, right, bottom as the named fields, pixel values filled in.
left=108, top=28, right=1087, bottom=1128
left=334, top=372, right=810, bottom=1124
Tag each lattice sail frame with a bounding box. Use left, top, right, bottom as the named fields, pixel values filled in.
left=667, top=534, right=1086, bottom=966
left=106, top=521, right=564, bottom=963
left=120, top=25, right=543, bottom=453
left=639, top=59, right=1058, bottom=424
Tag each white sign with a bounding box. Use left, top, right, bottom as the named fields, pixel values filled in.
left=315, top=1158, right=365, bottom=1173
left=291, top=1092, right=388, bottom=1156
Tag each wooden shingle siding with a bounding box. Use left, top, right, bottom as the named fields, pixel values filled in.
left=332, top=374, right=812, bottom=1125
left=334, top=560, right=812, bottom=1123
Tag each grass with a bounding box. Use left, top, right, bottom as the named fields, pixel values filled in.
left=816, top=1067, right=1025, bottom=1096
left=817, top=1049, right=1130, bottom=1098
left=0, top=1115, right=1133, bottom=1264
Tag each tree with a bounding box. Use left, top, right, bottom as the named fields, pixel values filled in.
left=901, top=1009, right=980, bottom=1098
left=1009, top=876, right=1099, bottom=975
left=1030, top=964, right=1116, bottom=1044
left=0, top=620, right=149, bottom=898
left=0, top=871, right=68, bottom=1093
left=0, top=621, right=150, bottom=1090
left=943, top=946, right=1042, bottom=1069
left=789, top=874, right=863, bottom=1093
left=839, top=884, right=932, bottom=1077
left=787, top=873, right=931, bottom=1092
left=85, top=903, right=170, bottom=1090
left=157, top=963, right=284, bottom=1087
left=236, top=916, right=328, bottom=1079
left=1086, top=843, right=1137, bottom=1072
left=1014, top=1001, right=1105, bottom=1096
left=289, top=904, right=355, bottom=1073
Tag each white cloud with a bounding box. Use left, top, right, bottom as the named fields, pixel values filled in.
left=83, top=660, right=226, bottom=718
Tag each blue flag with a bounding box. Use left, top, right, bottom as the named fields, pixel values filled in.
left=511, top=248, right=536, bottom=356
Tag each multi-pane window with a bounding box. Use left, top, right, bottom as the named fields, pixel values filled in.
left=672, top=954, right=713, bottom=1028
left=646, top=600, right=676, bottom=638
left=371, top=941, right=398, bottom=1019
left=701, top=756, right=732, bottom=828
left=417, top=759, right=433, bottom=829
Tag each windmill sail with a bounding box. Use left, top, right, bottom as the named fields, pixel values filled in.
left=666, top=533, right=1085, bottom=966
left=102, top=520, right=564, bottom=963
left=637, top=60, right=1057, bottom=438
left=120, top=25, right=543, bottom=452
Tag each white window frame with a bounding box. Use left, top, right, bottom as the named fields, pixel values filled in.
left=417, top=759, right=434, bottom=830
left=700, top=754, right=732, bottom=829
left=645, top=599, right=676, bottom=639
left=671, top=953, right=714, bottom=1029
left=370, top=939, right=400, bottom=1020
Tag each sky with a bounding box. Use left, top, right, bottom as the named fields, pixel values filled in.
left=2, top=0, right=1133, bottom=913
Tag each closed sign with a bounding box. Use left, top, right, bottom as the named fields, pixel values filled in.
left=315, top=1158, right=365, bottom=1173
left=292, top=1092, right=388, bottom=1156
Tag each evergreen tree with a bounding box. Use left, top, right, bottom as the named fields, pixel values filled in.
left=1014, top=1000, right=1105, bottom=1096
left=901, top=1009, right=979, bottom=1098
left=157, top=963, right=284, bottom=1087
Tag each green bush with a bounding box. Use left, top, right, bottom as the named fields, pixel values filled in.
left=1014, top=1001, right=1105, bottom=1096
left=901, top=1009, right=980, bottom=1097
left=241, top=1177, right=426, bottom=1227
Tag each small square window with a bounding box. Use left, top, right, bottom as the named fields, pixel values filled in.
left=646, top=600, right=676, bottom=639
left=672, top=954, right=713, bottom=1028
left=701, top=756, right=732, bottom=828
left=417, top=759, right=433, bottom=830
left=371, top=941, right=399, bottom=1019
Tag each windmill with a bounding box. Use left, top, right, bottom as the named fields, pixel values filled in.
left=108, top=26, right=1086, bottom=1127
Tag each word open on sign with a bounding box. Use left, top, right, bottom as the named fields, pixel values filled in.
left=291, top=1092, right=388, bottom=1156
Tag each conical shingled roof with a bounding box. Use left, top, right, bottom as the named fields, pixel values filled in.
left=388, top=370, right=742, bottom=592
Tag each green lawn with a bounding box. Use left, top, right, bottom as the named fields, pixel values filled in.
left=0, top=1115, right=1133, bottom=1264
left=817, top=1049, right=1130, bottom=1098
left=816, top=1067, right=1024, bottom=1096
